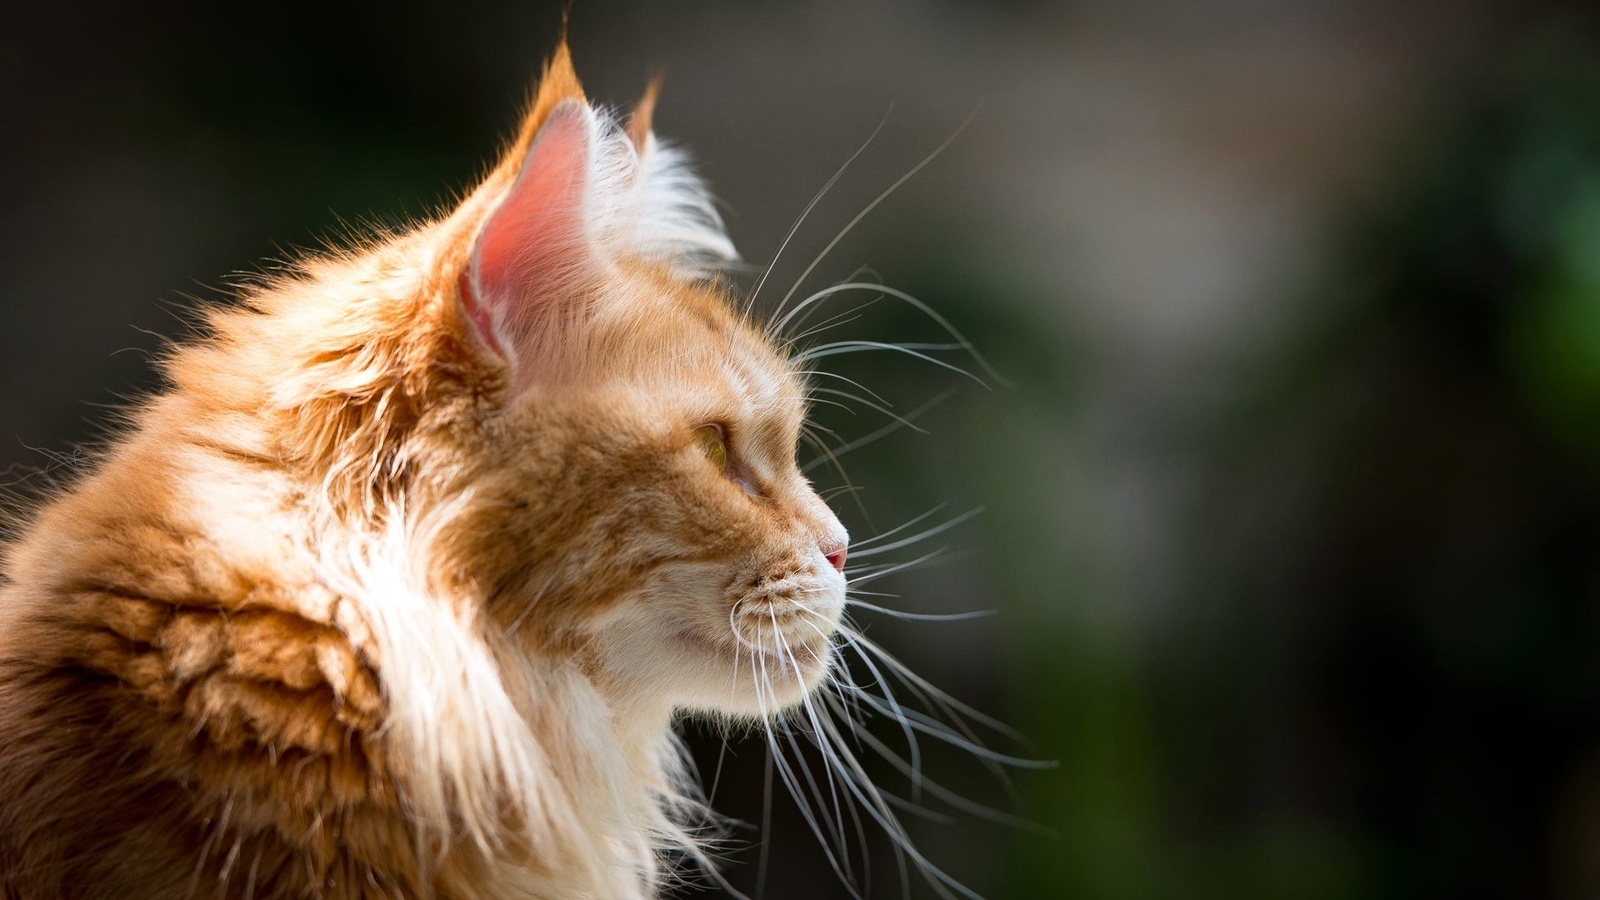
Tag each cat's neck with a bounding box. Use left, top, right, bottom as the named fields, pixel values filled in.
left=3, top=377, right=690, bottom=898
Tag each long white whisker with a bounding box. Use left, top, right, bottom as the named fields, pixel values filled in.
left=809, top=387, right=930, bottom=435
left=842, top=559, right=942, bottom=580
left=767, top=616, right=847, bottom=862
left=830, top=626, right=923, bottom=801
left=838, top=620, right=1030, bottom=810
left=797, top=341, right=986, bottom=387
left=804, top=340, right=970, bottom=356
left=773, top=716, right=852, bottom=883
left=846, top=600, right=997, bottom=622
left=759, top=659, right=864, bottom=899
left=771, top=112, right=977, bottom=335
left=802, top=703, right=981, bottom=900
left=775, top=285, right=885, bottom=344
left=770, top=619, right=859, bottom=888
left=849, top=507, right=984, bottom=558
left=836, top=687, right=1052, bottom=771
left=792, top=615, right=876, bottom=846
left=800, top=388, right=957, bottom=474
left=843, top=629, right=1029, bottom=743
left=791, top=369, right=893, bottom=407
left=807, top=395, right=861, bottom=416
left=849, top=504, right=949, bottom=549
left=783, top=298, right=877, bottom=347
left=747, top=111, right=890, bottom=320
left=783, top=281, right=1008, bottom=387
left=819, top=693, right=1048, bottom=834
left=834, top=586, right=899, bottom=599
left=844, top=547, right=948, bottom=590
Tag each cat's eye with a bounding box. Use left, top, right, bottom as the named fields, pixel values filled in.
left=692, top=424, right=729, bottom=472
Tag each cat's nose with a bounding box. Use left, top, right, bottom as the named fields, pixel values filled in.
left=822, top=541, right=847, bottom=573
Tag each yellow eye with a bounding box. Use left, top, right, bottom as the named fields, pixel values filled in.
left=693, top=424, right=729, bottom=472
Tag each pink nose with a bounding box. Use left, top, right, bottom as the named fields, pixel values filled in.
left=824, top=543, right=847, bottom=573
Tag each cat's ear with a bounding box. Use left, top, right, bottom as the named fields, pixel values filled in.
left=465, top=100, right=595, bottom=364
left=462, top=45, right=597, bottom=366
left=461, top=44, right=737, bottom=375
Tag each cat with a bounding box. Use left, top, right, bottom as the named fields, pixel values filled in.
left=0, top=41, right=989, bottom=900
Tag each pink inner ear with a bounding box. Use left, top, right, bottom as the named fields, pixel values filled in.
left=468, top=101, right=595, bottom=366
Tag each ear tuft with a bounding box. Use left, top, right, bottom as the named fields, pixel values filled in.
left=625, top=74, right=663, bottom=155
left=511, top=41, right=588, bottom=164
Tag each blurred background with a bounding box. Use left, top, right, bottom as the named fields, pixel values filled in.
left=6, top=0, right=1600, bottom=897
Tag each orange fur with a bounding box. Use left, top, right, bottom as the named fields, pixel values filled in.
left=1, top=42, right=845, bottom=899
left=502, top=42, right=588, bottom=187
left=625, top=76, right=662, bottom=154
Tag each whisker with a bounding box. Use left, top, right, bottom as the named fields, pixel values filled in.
left=783, top=296, right=877, bottom=346
left=841, top=628, right=1029, bottom=744
left=844, top=547, right=949, bottom=590
left=706, top=738, right=732, bottom=812
left=836, top=687, right=1051, bottom=771
left=780, top=282, right=1009, bottom=387
left=794, top=685, right=872, bottom=886
left=840, top=562, right=906, bottom=578
left=849, top=507, right=984, bottom=558
left=833, top=621, right=1035, bottom=819
left=797, top=340, right=987, bottom=387
left=775, top=285, right=887, bottom=349
left=806, top=395, right=861, bottom=417
left=800, top=423, right=875, bottom=526
left=799, top=703, right=983, bottom=900
left=809, top=386, right=929, bottom=435
left=831, top=627, right=923, bottom=801
left=769, top=111, right=978, bottom=337
left=845, top=600, right=997, bottom=622
left=768, top=616, right=850, bottom=860
left=849, top=503, right=950, bottom=550
left=791, top=369, right=893, bottom=408
left=757, top=651, right=865, bottom=899
left=841, top=560, right=914, bottom=578
left=835, top=586, right=899, bottom=598
left=745, top=110, right=890, bottom=321
left=800, top=388, right=957, bottom=475
left=819, top=693, right=1048, bottom=834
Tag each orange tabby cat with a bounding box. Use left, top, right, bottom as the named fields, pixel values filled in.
left=0, top=44, right=854, bottom=899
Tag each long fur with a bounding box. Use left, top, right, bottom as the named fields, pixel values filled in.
left=0, top=43, right=850, bottom=900
left=0, top=40, right=1006, bottom=900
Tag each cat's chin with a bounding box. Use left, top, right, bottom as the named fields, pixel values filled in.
left=592, top=624, right=834, bottom=719
left=670, top=627, right=835, bottom=715
left=589, top=589, right=844, bottom=719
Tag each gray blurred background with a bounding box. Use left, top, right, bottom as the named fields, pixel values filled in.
left=7, top=1, right=1600, bottom=897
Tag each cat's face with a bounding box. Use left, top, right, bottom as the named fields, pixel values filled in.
left=434, top=51, right=848, bottom=718
left=548, top=274, right=848, bottom=717
left=469, top=271, right=848, bottom=717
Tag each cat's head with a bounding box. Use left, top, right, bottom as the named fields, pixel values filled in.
left=262, top=45, right=848, bottom=720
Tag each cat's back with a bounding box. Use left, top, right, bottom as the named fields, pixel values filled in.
left=0, top=569, right=200, bottom=900
left=0, top=453, right=209, bottom=900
